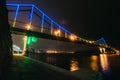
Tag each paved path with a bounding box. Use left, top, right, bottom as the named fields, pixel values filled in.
left=4, top=55, right=101, bottom=80
left=5, top=55, right=80, bottom=80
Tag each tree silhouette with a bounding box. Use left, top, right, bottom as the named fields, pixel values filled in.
left=0, top=0, right=12, bottom=78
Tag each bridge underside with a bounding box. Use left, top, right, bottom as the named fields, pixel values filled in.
left=11, top=27, right=97, bottom=45
left=11, top=28, right=100, bottom=54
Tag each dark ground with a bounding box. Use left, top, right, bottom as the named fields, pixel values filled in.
left=5, top=55, right=79, bottom=80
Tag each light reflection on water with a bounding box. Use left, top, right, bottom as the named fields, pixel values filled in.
left=70, top=58, right=80, bottom=71
left=69, top=54, right=110, bottom=73
left=29, top=53, right=120, bottom=80
left=100, top=54, right=110, bottom=73
left=69, top=55, right=99, bottom=72
left=90, top=55, right=99, bottom=71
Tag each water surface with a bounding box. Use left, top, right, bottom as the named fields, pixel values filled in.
left=29, top=53, right=120, bottom=80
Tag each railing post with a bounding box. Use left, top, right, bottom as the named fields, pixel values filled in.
left=58, top=26, right=61, bottom=37
left=13, top=4, right=19, bottom=27
left=65, top=32, right=67, bottom=38
left=41, top=13, right=44, bottom=32
left=50, top=21, right=53, bottom=35
left=29, top=5, right=34, bottom=30
left=22, top=36, right=27, bottom=55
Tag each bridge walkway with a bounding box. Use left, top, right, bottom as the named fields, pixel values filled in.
left=5, top=55, right=101, bottom=80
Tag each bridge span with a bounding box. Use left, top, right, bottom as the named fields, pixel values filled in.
left=6, top=3, right=119, bottom=54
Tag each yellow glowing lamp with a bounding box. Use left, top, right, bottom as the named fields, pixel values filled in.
left=26, top=24, right=32, bottom=30
left=54, top=30, right=60, bottom=36
left=69, top=34, right=77, bottom=41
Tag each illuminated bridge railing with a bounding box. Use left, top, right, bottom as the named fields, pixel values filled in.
left=7, top=3, right=77, bottom=39
left=7, top=3, right=119, bottom=53
left=7, top=3, right=98, bottom=43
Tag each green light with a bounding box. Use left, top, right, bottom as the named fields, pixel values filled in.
left=27, top=37, right=31, bottom=45
left=27, top=36, right=38, bottom=45
left=31, top=36, right=37, bottom=42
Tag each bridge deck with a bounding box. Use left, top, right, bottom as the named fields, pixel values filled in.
left=4, top=55, right=101, bottom=80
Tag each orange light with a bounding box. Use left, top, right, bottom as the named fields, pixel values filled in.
left=54, top=30, right=60, bottom=36
left=22, top=36, right=27, bottom=55
left=100, top=54, right=109, bottom=73
left=46, top=50, right=57, bottom=53
left=26, top=24, right=32, bottom=30
left=69, top=34, right=77, bottom=41
left=91, top=55, right=98, bottom=71
left=27, top=25, right=31, bottom=30
left=70, top=58, right=80, bottom=71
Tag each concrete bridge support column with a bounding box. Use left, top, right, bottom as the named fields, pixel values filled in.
left=99, top=47, right=106, bottom=53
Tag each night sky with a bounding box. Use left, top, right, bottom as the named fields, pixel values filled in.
left=7, top=0, right=120, bottom=49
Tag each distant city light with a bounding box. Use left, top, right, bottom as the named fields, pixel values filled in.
left=13, top=44, right=22, bottom=53
left=46, top=50, right=74, bottom=54
left=46, top=50, right=57, bottom=53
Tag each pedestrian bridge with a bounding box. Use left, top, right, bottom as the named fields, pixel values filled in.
left=6, top=3, right=119, bottom=54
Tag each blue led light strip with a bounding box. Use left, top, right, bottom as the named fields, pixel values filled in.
left=32, top=4, right=72, bottom=34
left=29, top=5, right=34, bottom=25
left=13, top=4, right=19, bottom=27
left=34, top=5, right=44, bottom=15
left=6, top=4, right=18, bottom=6
left=50, top=21, right=53, bottom=35
left=7, top=3, right=72, bottom=35
left=41, top=13, right=44, bottom=32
